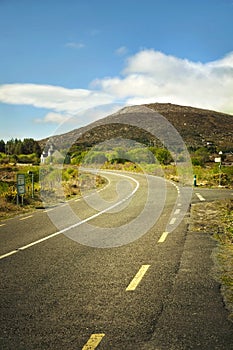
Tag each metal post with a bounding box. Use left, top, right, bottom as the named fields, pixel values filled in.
left=28, top=171, right=34, bottom=198
left=218, top=151, right=222, bottom=187
left=219, top=162, right=222, bottom=187
left=193, top=175, right=197, bottom=187
left=32, top=173, right=34, bottom=198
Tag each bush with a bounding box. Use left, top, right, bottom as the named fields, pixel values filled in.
left=17, top=153, right=40, bottom=165
left=3, top=186, right=17, bottom=202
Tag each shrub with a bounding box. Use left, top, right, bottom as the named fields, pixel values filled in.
left=3, top=186, right=17, bottom=202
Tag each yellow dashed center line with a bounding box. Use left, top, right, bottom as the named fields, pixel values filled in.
left=82, top=333, right=105, bottom=349
left=126, top=265, right=150, bottom=291
left=158, top=231, right=169, bottom=243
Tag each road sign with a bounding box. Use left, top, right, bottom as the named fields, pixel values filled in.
left=215, top=157, right=221, bottom=163
left=17, top=174, right=26, bottom=195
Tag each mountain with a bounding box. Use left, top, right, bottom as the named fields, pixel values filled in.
left=39, top=103, right=233, bottom=152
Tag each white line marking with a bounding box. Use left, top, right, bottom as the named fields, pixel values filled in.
left=158, top=231, right=169, bottom=243
left=19, top=215, right=33, bottom=221
left=82, top=333, right=105, bottom=350
left=0, top=172, right=139, bottom=260
left=169, top=217, right=177, bottom=225
left=44, top=208, right=54, bottom=212
left=126, top=265, right=150, bottom=291
left=18, top=231, right=62, bottom=251
left=0, top=250, right=18, bottom=259
left=196, top=193, right=206, bottom=201
left=174, top=208, right=181, bottom=215
left=0, top=223, right=6, bottom=227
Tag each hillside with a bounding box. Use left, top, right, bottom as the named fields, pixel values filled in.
left=39, top=103, right=233, bottom=152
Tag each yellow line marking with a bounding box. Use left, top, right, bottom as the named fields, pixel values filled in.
left=82, top=333, right=105, bottom=349
left=19, top=215, right=33, bottom=221
left=158, top=231, right=169, bottom=243
left=126, top=265, right=150, bottom=291
left=0, top=223, right=6, bottom=227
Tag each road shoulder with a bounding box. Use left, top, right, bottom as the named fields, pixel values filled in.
left=145, top=201, right=233, bottom=349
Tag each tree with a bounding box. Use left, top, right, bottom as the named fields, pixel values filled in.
left=127, top=148, right=155, bottom=164
left=22, top=138, right=35, bottom=154
left=194, top=147, right=210, bottom=163
left=0, top=139, right=5, bottom=153
left=5, top=139, right=15, bottom=155
left=155, top=148, right=173, bottom=165
left=32, top=141, right=42, bottom=157
left=14, top=140, right=23, bottom=155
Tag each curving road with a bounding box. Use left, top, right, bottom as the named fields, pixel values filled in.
left=0, top=171, right=233, bottom=349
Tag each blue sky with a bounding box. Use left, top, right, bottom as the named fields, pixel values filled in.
left=0, top=0, right=232, bottom=141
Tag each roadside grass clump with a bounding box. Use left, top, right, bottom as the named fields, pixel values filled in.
left=193, top=165, right=233, bottom=188
left=0, top=164, right=107, bottom=219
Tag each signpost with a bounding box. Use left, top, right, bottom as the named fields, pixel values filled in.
left=28, top=171, right=34, bottom=198
left=215, top=151, right=222, bottom=187
left=17, top=174, right=26, bottom=205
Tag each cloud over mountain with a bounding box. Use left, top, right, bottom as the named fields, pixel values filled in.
left=0, top=50, right=232, bottom=125
left=93, top=50, right=233, bottom=114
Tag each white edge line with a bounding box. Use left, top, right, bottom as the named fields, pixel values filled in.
left=0, top=172, right=139, bottom=260
left=19, top=215, right=33, bottom=221
left=0, top=250, right=18, bottom=259
left=196, top=193, right=206, bottom=201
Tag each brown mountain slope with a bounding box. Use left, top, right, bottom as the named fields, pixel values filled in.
left=145, top=103, right=233, bottom=150
left=39, top=103, right=233, bottom=152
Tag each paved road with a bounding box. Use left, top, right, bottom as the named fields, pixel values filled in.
left=0, top=172, right=233, bottom=349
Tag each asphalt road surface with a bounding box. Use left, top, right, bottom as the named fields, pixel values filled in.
left=0, top=171, right=233, bottom=350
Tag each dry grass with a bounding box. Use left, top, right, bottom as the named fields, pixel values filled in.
left=0, top=196, right=42, bottom=220
left=0, top=171, right=107, bottom=221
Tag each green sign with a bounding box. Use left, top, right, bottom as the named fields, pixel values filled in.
left=17, top=174, right=26, bottom=195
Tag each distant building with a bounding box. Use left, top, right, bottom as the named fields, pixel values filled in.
left=40, top=145, right=64, bottom=164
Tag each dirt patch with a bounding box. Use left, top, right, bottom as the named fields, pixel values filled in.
left=189, top=199, right=233, bottom=321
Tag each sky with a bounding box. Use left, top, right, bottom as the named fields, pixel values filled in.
left=0, top=0, right=232, bottom=142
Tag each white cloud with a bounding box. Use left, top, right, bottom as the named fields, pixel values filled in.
left=35, top=112, right=69, bottom=124
left=0, top=84, right=115, bottom=114
left=93, top=50, right=233, bottom=114
left=89, top=29, right=101, bottom=36
left=65, top=42, right=85, bottom=49
left=0, top=50, right=232, bottom=125
left=115, top=46, right=128, bottom=56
